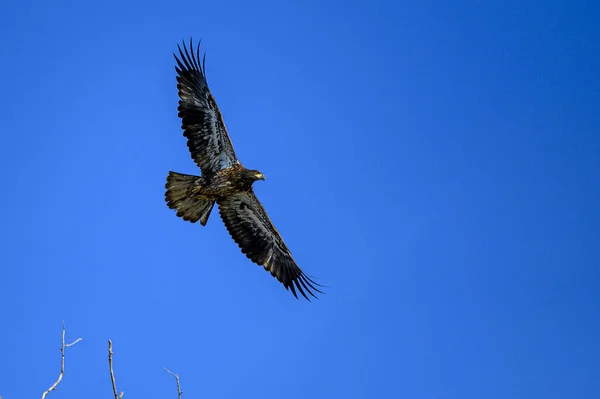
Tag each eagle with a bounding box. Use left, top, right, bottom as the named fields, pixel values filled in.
left=165, top=40, right=322, bottom=300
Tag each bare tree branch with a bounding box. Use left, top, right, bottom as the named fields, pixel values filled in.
left=164, top=368, right=183, bottom=399
left=41, top=321, right=82, bottom=399
left=108, top=340, right=124, bottom=399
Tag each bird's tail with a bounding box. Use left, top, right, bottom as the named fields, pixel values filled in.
left=165, top=171, right=215, bottom=226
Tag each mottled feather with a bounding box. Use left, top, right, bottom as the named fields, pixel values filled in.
left=174, top=40, right=238, bottom=175
left=217, top=191, right=323, bottom=300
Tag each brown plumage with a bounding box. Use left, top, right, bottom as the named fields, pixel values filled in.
left=165, top=39, right=322, bottom=300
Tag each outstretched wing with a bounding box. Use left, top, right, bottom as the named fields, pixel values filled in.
left=174, top=39, right=238, bottom=176
left=217, top=191, right=323, bottom=300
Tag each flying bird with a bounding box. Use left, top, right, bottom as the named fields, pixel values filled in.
left=165, top=39, right=322, bottom=300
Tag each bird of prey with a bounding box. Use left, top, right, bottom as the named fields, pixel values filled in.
left=165, top=40, right=322, bottom=300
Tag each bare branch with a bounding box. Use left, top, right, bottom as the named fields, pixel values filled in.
left=41, top=321, right=82, bottom=399
left=108, top=340, right=124, bottom=399
left=165, top=368, right=183, bottom=399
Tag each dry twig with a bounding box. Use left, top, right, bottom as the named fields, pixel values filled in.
left=41, top=321, right=82, bottom=399
left=165, top=368, right=184, bottom=399
left=108, top=340, right=124, bottom=399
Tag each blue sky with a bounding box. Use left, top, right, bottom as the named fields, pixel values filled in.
left=1, top=0, right=599, bottom=397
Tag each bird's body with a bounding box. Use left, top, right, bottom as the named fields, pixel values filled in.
left=171, top=165, right=265, bottom=200
left=165, top=39, right=322, bottom=300
left=202, top=165, right=265, bottom=197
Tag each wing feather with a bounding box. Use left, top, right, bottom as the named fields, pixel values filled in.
left=217, top=191, right=323, bottom=300
left=174, top=39, right=238, bottom=175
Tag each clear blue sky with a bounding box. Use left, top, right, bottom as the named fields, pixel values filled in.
left=1, top=0, right=598, bottom=397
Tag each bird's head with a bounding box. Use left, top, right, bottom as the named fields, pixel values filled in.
left=248, top=169, right=266, bottom=182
